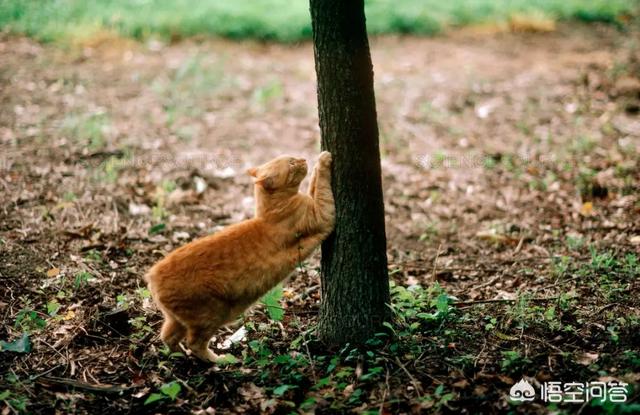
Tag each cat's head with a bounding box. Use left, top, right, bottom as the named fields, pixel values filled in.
left=247, top=155, right=308, bottom=192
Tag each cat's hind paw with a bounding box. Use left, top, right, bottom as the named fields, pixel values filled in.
left=191, top=348, right=219, bottom=363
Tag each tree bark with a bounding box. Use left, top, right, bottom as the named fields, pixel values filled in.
left=309, top=0, right=390, bottom=345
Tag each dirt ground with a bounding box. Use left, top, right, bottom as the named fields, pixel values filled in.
left=1, top=23, right=639, bottom=414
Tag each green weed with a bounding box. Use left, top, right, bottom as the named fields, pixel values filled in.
left=152, top=179, right=176, bottom=221
left=62, top=112, right=110, bottom=150
left=566, top=235, right=585, bottom=251
left=154, top=54, right=225, bottom=125
left=418, top=222, right=440, bottom=242
left=500, top=350, right=532, bottom=375
left=0, top=389, right=28, bottom=413
left=260, top=284, right=284, bottom=321
left=129, top=315, right=154, bottom=348
left=95, top=155, right=127, bottom=183
left=74, top=271, right=95, bottom=289
left=421, top=384, right=455, bottom=412
left=62, top=191, right=77, bottom=202
left=144, top=381, right=181, bottom=405
left=252, top=80, right=284, bottom=108
left=0, top=0, right=635, bottom=44
left=14, top=308, right=46, bottom=333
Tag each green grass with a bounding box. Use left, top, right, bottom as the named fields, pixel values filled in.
left=0, top=0, right=637, bottom=44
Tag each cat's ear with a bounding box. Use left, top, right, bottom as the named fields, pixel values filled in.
left=248, top=166, right=275, bottom=190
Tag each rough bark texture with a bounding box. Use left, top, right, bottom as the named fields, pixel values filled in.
left=309, top=0, right=390, bottom=345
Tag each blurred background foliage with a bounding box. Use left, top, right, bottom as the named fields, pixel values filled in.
left=0, top=0, right=638, bottom=44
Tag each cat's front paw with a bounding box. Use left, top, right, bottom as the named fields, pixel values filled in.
left=318, top=151, right=332, bottom=167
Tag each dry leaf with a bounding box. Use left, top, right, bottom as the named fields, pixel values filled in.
left=238, top=382, right=265, bottom=400
left=193, top=176, right=207, bottom=194
left=497, top=374, right=514, bottom=384
left=167, top=188, right=199, bottom=206
left=172, top=231, right=190, bottom=242
left=452, top=379, right=470, bottom=389
left=476, top=230, right=508, bottom=243
left=580, top=201, right=594, bottom=216
left=474, top=385, right=489, bottom=396
left=47, top=267, right=60, bottom=277
left=577, top=352, right=599, bottom=366
left=406, top=276, right=419, bottom=286
left=128, top=202, right=150, bottom=216
left=282, top=289, right=294, bottom=299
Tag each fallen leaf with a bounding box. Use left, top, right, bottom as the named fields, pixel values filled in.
left=0, top=333, right=31, bottom=353
left=167, top=188, right=199, bottom=206
left=193, top=176, right=207, bottom=194
left=282, top=288, right=294, bottom=299
left=172, top=231, right=190, bottom=242
left=406, top=276, right=419, bottom=286
left=219, top=326, right=247, bottom=350
left=629, top=235, right=640, bottom=245
left=238, top=382, right=264, bottom=400
left=47, top=267, right=60, bottom=277
left=452, top=379, right=469, bottom=389
left=476, top=230, right=508, bottom=243
left=494, top=331, right=518, bottom=341
left=128, top=202, right=151, bottom=216
left=215, top=354, right=240, bottom=365
left=580, top=201, right=594, bottom=216
left=497, top=374, right=514, bottom=384
left=474, top=385, right=489, bottom=396
left=132, top=388, right=150, bottom=399
left=577, top=352, right=599, bottom=366
left=149, top=223, right=166, bottom=235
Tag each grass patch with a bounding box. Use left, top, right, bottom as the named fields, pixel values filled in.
left=61, top=112, right=110, bottom=150
left=0, top=0, right=637, bottom=44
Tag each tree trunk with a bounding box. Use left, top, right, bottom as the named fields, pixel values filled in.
left=309, top=0, right=390, bottom=345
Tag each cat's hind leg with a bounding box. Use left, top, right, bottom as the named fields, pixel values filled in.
left=160, top=313, right=187, bottom=352
left=185, top=323, right=222, bottom=362
left=183, top=300, right=232, bottom=362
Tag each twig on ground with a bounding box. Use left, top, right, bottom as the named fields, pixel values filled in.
left=470, top=273, right=502, bottom=291
left=474, top=339, right=487, bottom=369
left=393, top=356, right=423, bottom=398
left=36, top=376, right=133, bottom=393
left=513, top=236, right=525, bottom=255
left=29, top=365, right=62, bottom=381
left=595, top=303, right=619, bottom=314
left=379, top=366, right=390, bottom=414
left=522, top=335, right=564, bottom=353
left=453, top=297, right=558, bottom=307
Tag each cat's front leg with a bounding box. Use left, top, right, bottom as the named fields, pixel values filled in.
left=308, top=153, right=322, bottom=199
left=308, top=151, right=335, bottom=235
left=308, top=161, right=319, bottom=199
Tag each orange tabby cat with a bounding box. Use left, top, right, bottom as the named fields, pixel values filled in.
left=144, top=151, right=335, bottom=361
